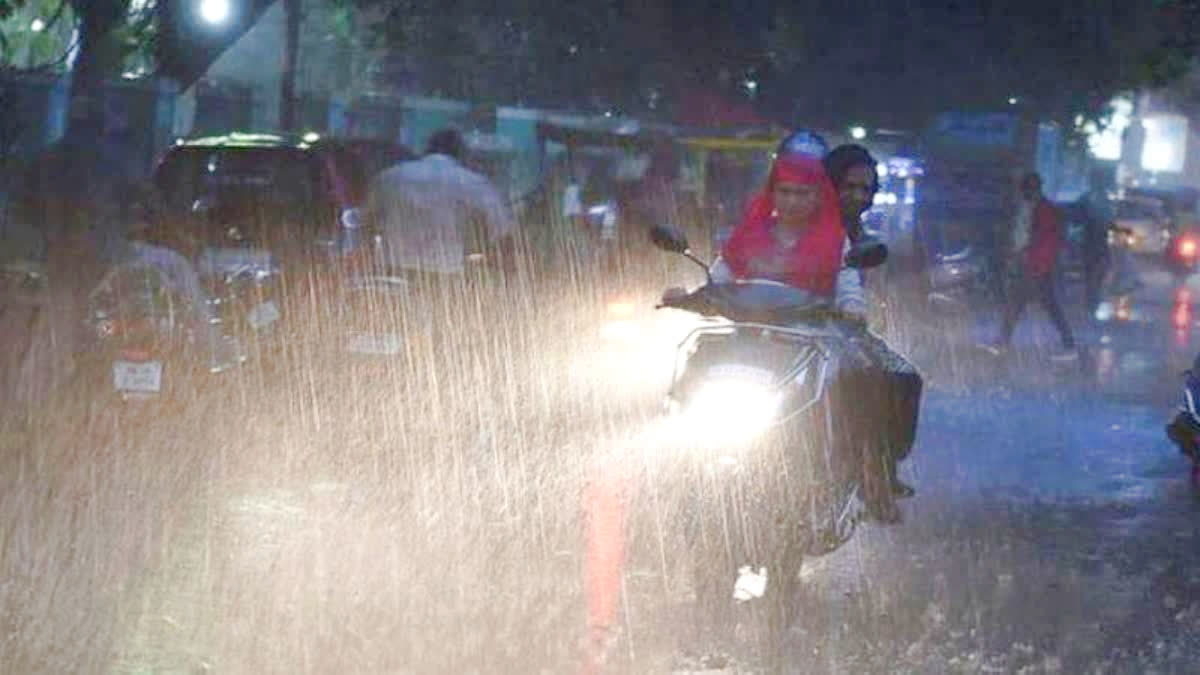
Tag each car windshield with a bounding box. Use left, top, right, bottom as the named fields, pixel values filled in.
left=154, top=147, right=328, bottom=236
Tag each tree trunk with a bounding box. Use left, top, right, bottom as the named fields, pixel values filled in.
left=66, top=0, right=126, bottom=142
left=280, top=0, right=301, bottom=132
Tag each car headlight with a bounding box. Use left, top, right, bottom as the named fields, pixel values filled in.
left=681, top=377, right=783, bottom=444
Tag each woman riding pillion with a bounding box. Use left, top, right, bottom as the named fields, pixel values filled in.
left=708, top=136, right=922, bottom=522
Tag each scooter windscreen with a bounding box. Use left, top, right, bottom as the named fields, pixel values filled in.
left=660, top=280, right=838, bottom=325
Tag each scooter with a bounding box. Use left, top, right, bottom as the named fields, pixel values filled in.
left=85, top=254, right=255, bottom=402
left=648, top=224, right=888, bottom=664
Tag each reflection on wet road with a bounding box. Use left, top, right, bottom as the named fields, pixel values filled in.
left=768, top=256, right=1200, bottom=673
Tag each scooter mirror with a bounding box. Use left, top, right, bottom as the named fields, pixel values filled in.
left=845, top=237, right=888, bottom=269
left=649, top=225, right=690, bottom=254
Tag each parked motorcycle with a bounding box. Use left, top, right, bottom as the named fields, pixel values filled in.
left=198, top=247, right=284, bottom=343
left=648, top=224, right=887, bottom=664
left=84, top=251, right=261, bottom=402
left=1165, top=354, right=1200, bottom=486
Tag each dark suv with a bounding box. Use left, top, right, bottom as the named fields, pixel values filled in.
left=151, top=132, right=414, bottom=259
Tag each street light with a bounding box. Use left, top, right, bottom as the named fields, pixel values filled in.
left=198, top=0, right=232, bottom=25
left=850, top=126, right=867, bottom=140
left=30, top=18, right=45, bottom=32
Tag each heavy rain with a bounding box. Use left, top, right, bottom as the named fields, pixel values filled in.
left=3, top=1, right=1200, bottom=673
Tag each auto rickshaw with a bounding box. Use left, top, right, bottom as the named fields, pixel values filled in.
left=522, top=121, right=678, bottom=271
left=676, top=134, right=780, bottom=254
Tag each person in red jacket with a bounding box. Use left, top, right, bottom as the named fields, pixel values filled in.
left=984, top=172, right=1077, bottom=360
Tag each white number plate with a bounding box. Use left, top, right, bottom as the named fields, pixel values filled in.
left=113, top=360, right=163, bottom=393
left=247, top=300, right=281, bottom=330
left=345, top=332, right=403, bottom=356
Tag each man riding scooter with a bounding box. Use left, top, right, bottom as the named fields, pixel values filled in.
left=824, top=143, right=923, bottom=504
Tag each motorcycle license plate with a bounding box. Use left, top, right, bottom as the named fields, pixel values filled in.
left=247, top=300, right=281, bottom=331
left=113, top=360, right=163, bottom=393
left=345, top=332, right=403, bottom=356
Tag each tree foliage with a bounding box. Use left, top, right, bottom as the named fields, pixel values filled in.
left=764, top=0, right=1200, bottom=128
left=0, top=0, right=78, bottom=70
left=5, top=0, right=1200, bottom=131
left=339, top=0, right=1200, bottom=129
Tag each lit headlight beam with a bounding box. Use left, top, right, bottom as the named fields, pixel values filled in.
left=680, top=377, right=784, bottom=444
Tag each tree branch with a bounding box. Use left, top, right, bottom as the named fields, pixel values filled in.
left=43, top=0, right=68, bottom=34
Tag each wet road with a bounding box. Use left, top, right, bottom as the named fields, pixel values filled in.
left=769, top=258, right=1200, bottom=673
left=10, top=253, right=1200, bottom=674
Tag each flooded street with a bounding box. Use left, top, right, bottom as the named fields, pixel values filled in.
left=768, top=260, right=1200, bottom=673
left=4, top=254, right=1192, bottom=674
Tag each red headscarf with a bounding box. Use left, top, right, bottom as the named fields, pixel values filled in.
left=720, top=153, right=846, bottom=295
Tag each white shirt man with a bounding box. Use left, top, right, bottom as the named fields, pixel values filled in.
left=367, top=148, right=516, bottom=276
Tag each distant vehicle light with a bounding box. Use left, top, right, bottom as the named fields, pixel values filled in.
left=1175, top=304, right=1192, bottom=329
left=1179, top=237, right=1198, bottom=259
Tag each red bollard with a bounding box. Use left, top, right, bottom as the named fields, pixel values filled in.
left=581, top=464, right=629, bottom=673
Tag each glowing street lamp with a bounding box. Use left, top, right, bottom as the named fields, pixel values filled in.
left=198, top=0, right=232, bottom=26
left=30, top=18, right=45, bottom=32
left=850, top=126, right=867, bottom=140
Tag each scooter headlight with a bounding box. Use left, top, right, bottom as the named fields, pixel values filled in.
left=683, top=377, right=783, bottom=444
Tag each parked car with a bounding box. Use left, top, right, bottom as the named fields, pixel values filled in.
left=151, top=132, right=415, bottom=261
left=148, top=132, right=416, bottom=356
